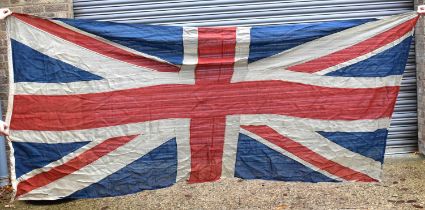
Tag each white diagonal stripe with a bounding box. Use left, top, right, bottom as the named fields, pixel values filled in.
left=15, top=119, right=189, bottom=185
left=315, top=31, right=414, bottom=75
left=247, top=12, right=417, bottom=71
left=239, top=114, right=386, bottom=180
left=264, top=124, right=382, bottom=181
left=238, top=13, right=416, bottom=88
left=240, top=128, right=345, bottom=182
left=18, top=131, right=175, bottom=200
left=52, top=20, right=177, bottom=66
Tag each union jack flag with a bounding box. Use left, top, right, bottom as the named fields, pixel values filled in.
left=5, top=12, right=418, bottom=200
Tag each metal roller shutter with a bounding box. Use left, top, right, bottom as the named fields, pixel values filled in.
left=73, top=0, right=417, bottom=155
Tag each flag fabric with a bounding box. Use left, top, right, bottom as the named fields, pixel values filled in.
left=5, top=12, right=419, bottom=200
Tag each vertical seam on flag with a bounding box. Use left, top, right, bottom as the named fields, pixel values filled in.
left=221, top=26, right=251, bottom=178
left=231, top=26, right=251, bottom=83
left=221, top=115, right=241, bottom=178
left=175, top=119, right=191, bottom=183
left=5, top=16, right=18, bottom=201
left=174, top=27, right=199, bottom=182
left=180, top=27, right=198, bottom=84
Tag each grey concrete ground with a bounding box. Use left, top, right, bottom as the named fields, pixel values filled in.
left=0, top=154, right=424, bottom=210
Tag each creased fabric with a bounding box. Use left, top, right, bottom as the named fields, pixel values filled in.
left=5, top=12, right=419, bottom=200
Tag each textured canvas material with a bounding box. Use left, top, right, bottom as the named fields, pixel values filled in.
left=4, top=12, right=419, bottom=200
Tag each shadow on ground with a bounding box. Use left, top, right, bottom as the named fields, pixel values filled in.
left=24, top=199, right=75, bottom=206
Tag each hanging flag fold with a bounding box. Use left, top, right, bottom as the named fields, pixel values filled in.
left=4, top=11, right=419, bottom=200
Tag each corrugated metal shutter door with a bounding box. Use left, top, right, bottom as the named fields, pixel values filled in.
left=73, top=0, right=417, bottom=154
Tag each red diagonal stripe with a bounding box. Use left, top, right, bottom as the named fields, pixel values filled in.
left=287, top=16, right=419, bottom=73
left=16, top=135, right=138, bottom=198
left=241, top=125, right=377, bottom=182
left=10, top=82, right=399, bottom=131
left=12, top=13, right=180, bottom=73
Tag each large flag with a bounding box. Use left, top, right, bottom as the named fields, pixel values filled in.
left=5, top=12, right=419, bottom=200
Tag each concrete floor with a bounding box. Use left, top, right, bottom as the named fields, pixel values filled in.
left=1, top=154, right=424, bottom=210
